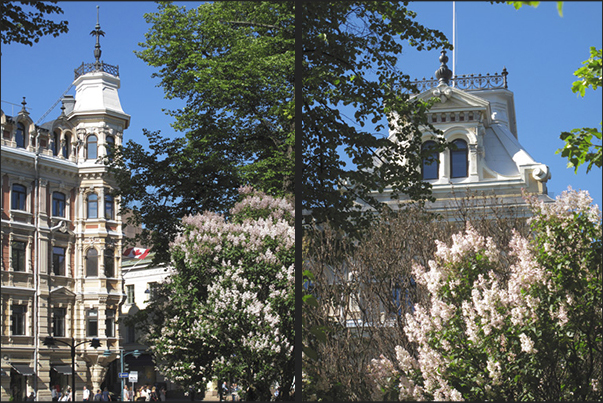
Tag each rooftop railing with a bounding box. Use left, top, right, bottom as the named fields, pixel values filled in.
left=74, top=61, right=119, bottom=80
left=412, top=68, right=508, bottom=92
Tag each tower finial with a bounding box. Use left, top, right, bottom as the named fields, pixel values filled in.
left=435, top=50, right=453, bottom=85
left=20, top=97, right=29, bottom=114
left=90, top=5, right=105, bottom=68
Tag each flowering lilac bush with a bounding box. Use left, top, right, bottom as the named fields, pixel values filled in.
left=369, top=188, right=602, bottom=401
left=147, top=187, right=294, bottom=400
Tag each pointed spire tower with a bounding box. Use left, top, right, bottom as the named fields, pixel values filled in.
left=66, top=6, right=127, bottom=392
left=70, top=5, right=130, bottom=143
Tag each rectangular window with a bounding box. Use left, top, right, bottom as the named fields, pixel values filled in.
left=104, top=249, right=114, bottom=278
left=52, top=246, right=66, bottom=276
left=86, top=249, right=98, bottom=277
left=52, top=308, right=66, bottom=337
left=88, top=194, right=98, bottom=219
left=126, top=285, right=135, bottom=305
left=148, top=282, right=159, bottom=300
left=52, top=192, right=66, bottom=217
left=87, top=309, right=98, bottom=337
left=12, top=241, right=26, bottom=272
left=105, top=195, right=114, bottom=220
left=11, top=305, right=27, bottom=335
left=105, top=309, right=115, bottom=338
left=11, top=184, right=27, bottom=211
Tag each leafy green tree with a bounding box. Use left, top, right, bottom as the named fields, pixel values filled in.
left=557, top=47, right=602, bottom=173
left=0, top=1, right=68, bottom=51
left=134, top=188, right=295, bottom=401
left=302, top=2, right=451, bottom=237
left=110, top=1, right=294, bottom=262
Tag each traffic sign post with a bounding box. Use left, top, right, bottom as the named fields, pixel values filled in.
left=121, top=350, right=142, bottom=401
left=129, top=371, right=138, bottom=383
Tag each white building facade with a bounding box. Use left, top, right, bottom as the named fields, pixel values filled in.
left=373, top=50, right=552, bottom=212
left=1, top=24, right=130, bottom=400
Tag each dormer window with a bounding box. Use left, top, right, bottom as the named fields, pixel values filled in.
left=52, top=131, right=60, bottom=156
left=16, top=123, right=25, bottom=148
left=63, top=133, right=71, bottom=159
left=450, top=139, right=468, bottom=178
left=421, top=141, right=439, bottom=180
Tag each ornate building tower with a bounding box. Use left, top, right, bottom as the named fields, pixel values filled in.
left=1, top=11, right=129, bottom=401
left=372, top=50, right=552, bottom=212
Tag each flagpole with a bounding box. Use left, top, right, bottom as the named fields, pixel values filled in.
left=452, top=1, right=456, bottom=86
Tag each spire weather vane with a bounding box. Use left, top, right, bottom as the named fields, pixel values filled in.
left=90, top=5, right=105, bottom=68
left=74, top=6, right=119, bottom=80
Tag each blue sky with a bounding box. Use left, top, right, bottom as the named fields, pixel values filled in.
left=1, top=1, right=601, bottom=207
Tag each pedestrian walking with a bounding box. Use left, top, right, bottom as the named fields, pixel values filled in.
left=221, top=382, right=228, bottom=401
left=94, top=389, right=102, bottom=401
left=231, top=383, right=238, bottom=402
left=150, top=386, right=159, bottom=401
left=101, top=387, right=110, bottom=401
left=83, top=385, right=91, bottom=401
left=123, top=385, right=133, bottom=402
left=136, top=386, right=146, bottom=401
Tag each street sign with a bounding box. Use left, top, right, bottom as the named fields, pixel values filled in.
left=129, top=371, right=138, bottom=383
left=119, top=372, right=129, bottom=379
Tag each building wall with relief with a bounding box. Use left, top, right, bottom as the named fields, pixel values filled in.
left=1, top=59, right=130, bottom=401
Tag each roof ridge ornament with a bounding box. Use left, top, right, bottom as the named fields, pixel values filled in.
left=20, top=97, right=29, bottom=115
left=435, top=50, right=453, bottom=86
left=90, top=5, right=105, bottom=69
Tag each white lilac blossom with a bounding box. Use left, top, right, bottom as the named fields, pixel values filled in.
left=148, top=188, right=294, bottom=401
left=367, top=188, right=601, bottom=401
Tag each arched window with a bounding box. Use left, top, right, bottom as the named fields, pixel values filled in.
left=88, top=194, right=98, bottom=219
left=12, top=184, right=27, bottom=210
left=63, top=133, right=71, bottom=158
left=52, top=192, right=66, bottom=217
left=450, top=139, right=468, bottom=178
left=421, top=141, right=439, bottom=180
left=87, top=135, right=98, bottom=160
left=106, top=135, right=115, bottom=158
left=104, top=249, right=114, bottom=278
left=52, top=131, right=60, bottom=156
left=86, top=248, right=98, bottom=277
left=16, top=123, right=25, bottom=148
left=105, top=194, right=114, bottom=220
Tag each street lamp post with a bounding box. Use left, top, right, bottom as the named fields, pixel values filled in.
left=43, top=336, right=101, bottom=401
left=120, top=349, right=141, bottom=401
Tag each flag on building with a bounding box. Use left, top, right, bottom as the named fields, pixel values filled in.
left=123, top=247, right=150, bottom=260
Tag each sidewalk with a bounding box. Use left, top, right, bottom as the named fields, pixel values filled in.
left=201, top=392, right=220, bottom=401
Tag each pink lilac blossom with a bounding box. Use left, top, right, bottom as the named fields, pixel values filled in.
left=153, top=188, right=294, bottom=392
left=366, top=188, right=602, bottom=401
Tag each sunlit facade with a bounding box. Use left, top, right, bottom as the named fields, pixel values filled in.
left=1, top=50, right=130, bottom=400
